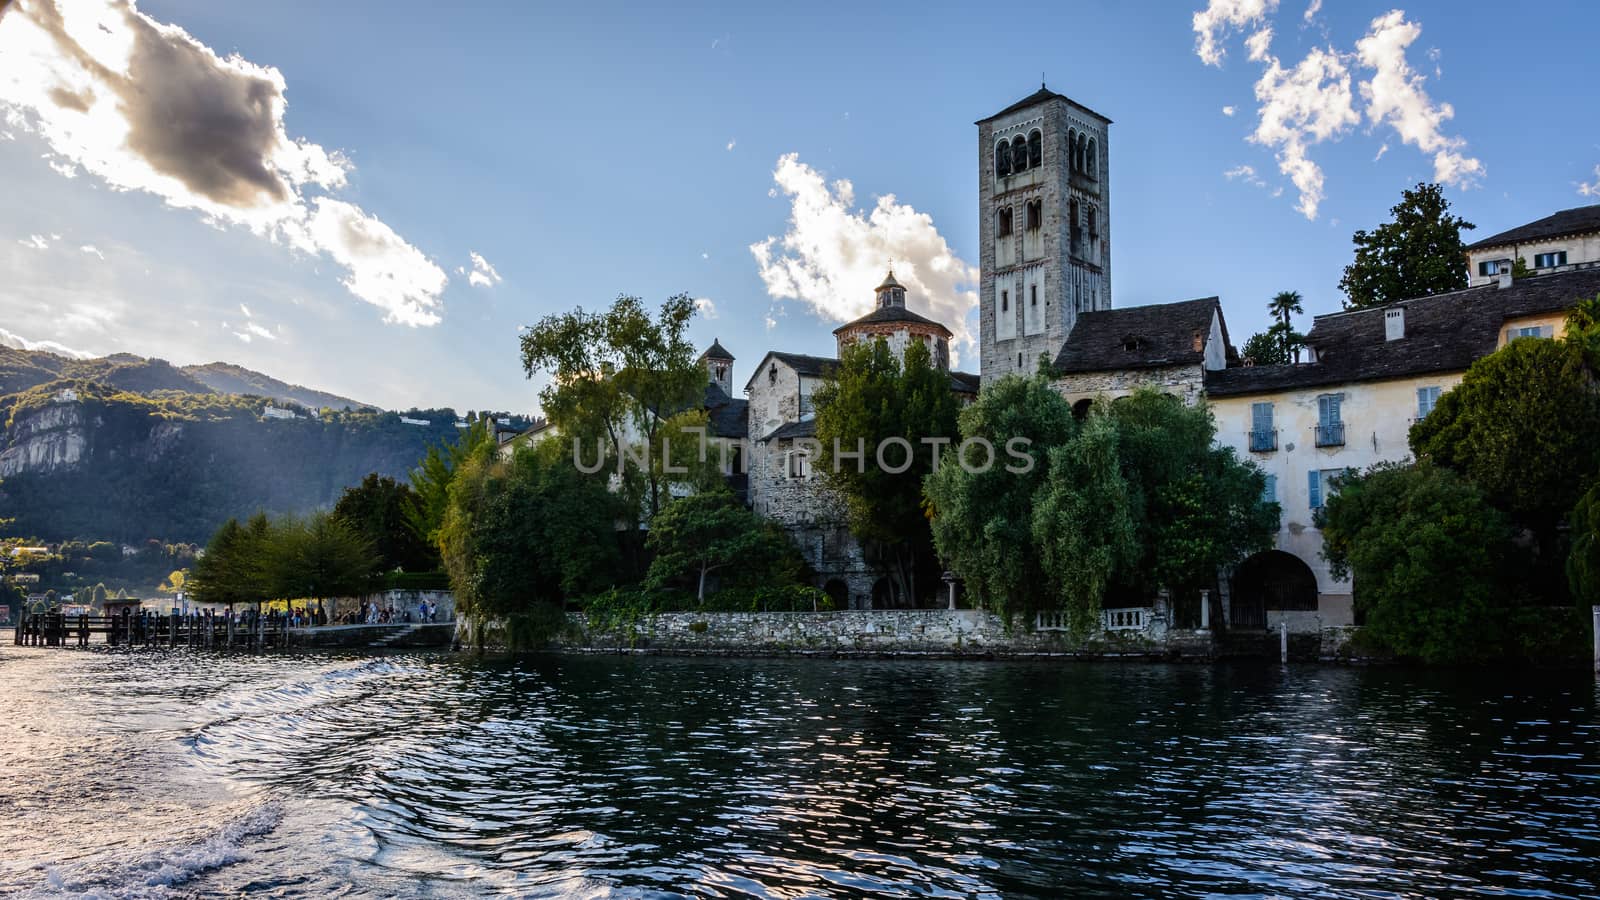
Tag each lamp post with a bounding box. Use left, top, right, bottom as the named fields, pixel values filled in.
left=942, top=571, right=957, bottom=610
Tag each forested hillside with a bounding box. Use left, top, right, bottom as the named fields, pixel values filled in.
left=0, top=347, right=529, bottom=543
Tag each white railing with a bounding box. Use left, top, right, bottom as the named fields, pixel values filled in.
left=1102, top=608, right=1149, bottom=631
left=1034, top=608, right=1152, bottom=633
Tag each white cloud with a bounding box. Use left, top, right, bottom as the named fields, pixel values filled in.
left=694, top=297, right=718, bottom=319
left=19, top=233, right=51, bottom=249
left=1579, top=165, right=1600, bottom=198
left=1249, top=45, right=1359, bottom=219
left=465, top=250, right=501, bottom=288
left=1303, top=0, right=1321, bottom=23
left=0, top=0, right=448, bottom=326
left=725, top=139, right=736, bottom=151
left=79, top=243, right=103, bottom=259
left=1355, top=11, right=1483, bottom=188
left=0, top=325, right=94, bottom=358
left=293, top=198, right=446, bottom=325
left=1224, top=164, right=1268, bottom=188
left=1193, top=0, right=1280, bottom=67
left=1245, top=27, right=1274, bottom=63
left=239, top=302, right=253, bottom=317
left=1222, top=105, right=1236, bottom=117
left=1374, top=143, right=1389, bottom=161
left=701, top=251, right=709, bottom=260
left=750, top=153, right=980, bottom=361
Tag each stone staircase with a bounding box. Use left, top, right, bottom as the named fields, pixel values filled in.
left=368, top=624, right=424, bottom=648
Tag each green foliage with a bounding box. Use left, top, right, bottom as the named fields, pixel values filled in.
left=1566, top=483, right=1600, bottom=608
left=925, top=372, right=1076, bottom=619
left=1319, top=462, right=1516, bottom=663
left=1033, top=412, right=1139, bottom=635
left=519, top=293, right=706, bottom=522
left=814, top=337, right=959, bottom=604
left=333, top=473, right=437, bottom=572
left=439, top=440, right=621, bottom=620
left=1410, top=336, right=1600, bottom=535
left=266, top=511, right=380, bottom=601
left=1339, top=183, right=1475, bottom=309
left=189, top=517, right=270, bottom=608
left=408, top=421, right=495, bottom=547
left=1241, top=331, right=1290, bottom=366
left=646, top=489, right=801, bottom=600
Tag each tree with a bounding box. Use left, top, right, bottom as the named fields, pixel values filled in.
left=1265, top=290, right=1305, bottom=362
left=89, top=582, right=107, bottom=611
left=1567, top=482, right=1600, bottom=609
left=438, top=440, right=620, bottom=621
left=408, top=421, right=494, bottom=547
left=646, top=489, right=798, bottom=601
left=925, top=371, right=1077, bottom=619
left=266, top=511, right=380, bottom=604
left=1104, top=389, right=1276, bottom=599
left=814, top=338, right=959, bottom=605
left=334, top=474, right=437, bottom=573
left=158, top=569, right=187, bottom=595
left=1410, top=336, right=1600, bottom=540
left=519, top=293, right=707, bottom=522
left=1032, top=412, right=1139, bottom=635
left=1339, top=183, right=1475, bottom=309
left=1241, top=330, right=1290, bottom=366
left=1320, top=462, right=1512, bottom=663
left=190, top=517, right=271, bottom=610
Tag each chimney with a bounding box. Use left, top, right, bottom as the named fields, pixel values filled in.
left=1497, top=259, right=1514, bottom=290
left=1384, top=307, right=1405, bottom=341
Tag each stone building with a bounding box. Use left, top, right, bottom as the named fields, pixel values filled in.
left=1466, top=205, right=1600, bottom=286
left=979, top=86, right=1112, bottom=384
left=705, top=271, right=978, bottom=610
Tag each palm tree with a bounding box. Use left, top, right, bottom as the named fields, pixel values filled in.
left=1268, top=290, right=1305, bottom=361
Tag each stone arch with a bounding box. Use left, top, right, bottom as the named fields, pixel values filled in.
left=1086, top=137, right=1097, bottom=178
left=1071, top=398, right=1094, bottom=420
left=996, top=205, right=1013, bottom=238
left=1231, top=549, right=1318, bottom=630
left=870, top=577, right=895, bottom=610
left=1076, top=132, right=1088, bottom=173
left=1011, top=135, right=1029, bottom=173
left=1067, top=128, right=1077, bottom=171
left=1028, top=129, right=1042, bottom=168
left=995, top=139, right=1011, bottom=178
left=823, top=579, right=849, bottom=610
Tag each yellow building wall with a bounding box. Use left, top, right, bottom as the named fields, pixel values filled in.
left=1210, top=370, right=1467, bottom=627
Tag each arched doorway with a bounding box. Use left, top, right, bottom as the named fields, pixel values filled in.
left=823, top=579, right=849, bottom=610
left=870, top=577, right=896, bottom=610
left=1072, top=398, right=1094, bottom=420
left=1231, top=550, right=1318, bottom=630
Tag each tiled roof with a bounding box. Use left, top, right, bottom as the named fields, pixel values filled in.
left=1205, top=266, right=1600, bottom=397
left=760, top=419, right=816, bottom=443
left=770, top=352, right=838, bottom=378
left=833, top=305, right=952, bottom=337
left=700, top=338, right=734, bottom=361
left=1466, top=205, right=1600, bottom=251
left=978, top=86, right=1113, bottom=125
left=1053, top=297, right=1222, bottom=374
left=950, top=371, right=980, bottom=394
left=703, top=382, right=748, bottom=439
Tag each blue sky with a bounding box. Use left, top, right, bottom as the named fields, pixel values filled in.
left=2, top=0, right=1597, bottom=413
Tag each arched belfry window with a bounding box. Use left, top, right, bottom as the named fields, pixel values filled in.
left=1025, top=199, right=1041, bottom=231
left=1067, top=129, right=1077, bottom=172
left=996, top=141, right=1011, bottom=178
left=1086, top=137, right=1098, bottom=178
left=1011, top=136, right=1028, bottom=173
left=1076, top=132, right=1087, bottom=174
left=996, top=206, right=1013, bottom=238
left=1028, top=130, right=1042, bottom=168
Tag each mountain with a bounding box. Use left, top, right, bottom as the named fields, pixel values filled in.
left=183, top=361, right=370, bottom=411
left=0, top=347, right=532, bottom=543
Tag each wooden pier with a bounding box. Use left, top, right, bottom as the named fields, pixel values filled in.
left=13, top=609, right=293, bottom=651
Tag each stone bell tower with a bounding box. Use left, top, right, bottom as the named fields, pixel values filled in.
left=977, top=85, right=1111, bottom=384
left=699, top=339, right=734, bottom=395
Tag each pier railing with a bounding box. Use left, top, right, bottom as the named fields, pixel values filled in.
left=13, top=610, right=292, bottom=650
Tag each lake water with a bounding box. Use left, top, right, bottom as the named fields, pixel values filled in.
left=2, top=641, right=1598, bottom=898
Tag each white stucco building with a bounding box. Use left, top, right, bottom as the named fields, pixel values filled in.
left=1466, top=205, right=1600, bottom=285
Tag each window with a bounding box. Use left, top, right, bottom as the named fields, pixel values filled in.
left=1086, top=137, right=1097, bottom=178
left=1001, top=290, right=1009, bottom=313
left=1025, top=199, right=1042, bottom=230
left=1249, top=402, right=1276, bottom=452
left=1534, top=251, right=1568, bottom=268
left=1315, top=393, right=1344, bottom=447
left=1012, top=136, right=1029, bottom=173
left=1028, top=129, right=1042, bottom=168
left=768, top=362, right=777, bottom=385
left=1416, top=385, right=1441, bottom=418
left=1309, top=468, right=1354, bottom=510
left=1262, top=474, right=1277, bottom=504
left=786, top=449, right=810, bottom=480
left=1067, top=129, right=1077, bottom=172
left=1076, top=132, right=1087, bottom=174
left=1478, top=260, right=1503, bottom=276
left=1030, top=284, right=1038, bottom=307
left=1069, top=198, right=1081, bottom=250
left=1087, top=206, right=1099, bottom=240
left=997, top=206, right=1013, bottom=238
left=996, top=141, right=1011, bottom=178
left=1507, top=325, right=1553, bottom=342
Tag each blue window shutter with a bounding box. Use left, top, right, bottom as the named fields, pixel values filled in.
left=1308, top=470, right=1322, bottom=509
left=1263, top=474, right=1277, bottom=503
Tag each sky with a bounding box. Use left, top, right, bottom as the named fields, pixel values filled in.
left=1, top=0, right=1597, bottom=414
